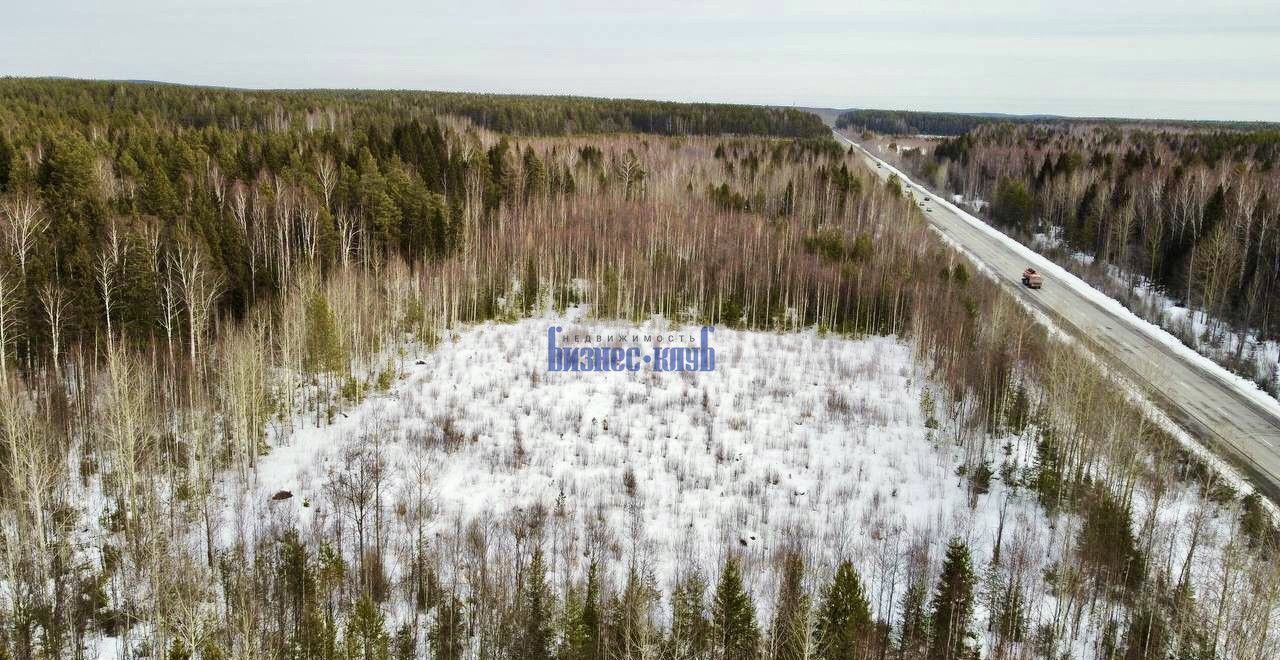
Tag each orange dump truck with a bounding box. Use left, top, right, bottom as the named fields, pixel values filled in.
left=1021, top=268, right=1044, bottom=289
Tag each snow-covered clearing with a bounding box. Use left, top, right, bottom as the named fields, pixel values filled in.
left=201, top=314, right=1258, bottom=656
left=245, top=317, right=1040, bottom=602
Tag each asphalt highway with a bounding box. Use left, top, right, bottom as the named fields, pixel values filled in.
left=835, top=131, right=1280, bottom=501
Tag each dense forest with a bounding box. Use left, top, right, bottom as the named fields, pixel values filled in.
left=893, top=122, right=1280, bottom=391
left=1, top=78, right=829, bottom=138
left=0, top=80, right=1277, bottom=660
left=0, top=78, right=827, bottom=362
left=835, top=109, right=1280, bottom=138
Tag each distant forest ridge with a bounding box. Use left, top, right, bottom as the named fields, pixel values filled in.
left=0, top=77, right=830, bottom=138
left=835, top=108, right=1280, bottom=136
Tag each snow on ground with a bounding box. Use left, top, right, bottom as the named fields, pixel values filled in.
left=234, top=316, right=1054, bottom=630
left=162, top=310, right=1270, bottom=658
left=1107, top=268, right=1278, bottom=394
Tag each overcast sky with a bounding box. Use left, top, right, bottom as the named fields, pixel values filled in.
left=3, top=0, right=1278, bottom=121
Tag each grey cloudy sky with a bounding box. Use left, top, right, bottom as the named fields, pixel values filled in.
left=3, top=0, right=1278, bottom=121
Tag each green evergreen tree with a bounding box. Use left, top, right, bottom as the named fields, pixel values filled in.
left=345, top=593, right=390, bottom=660
left=769, top=552, right=809, bottom=660
left=815, top=559, right=873, bottom=660
left=898, top=575, right=930, bottom=657
left=0, top=133, right=12, bottom=193
left=429, top=594, right=466, bottom=660
left=1123, top=606, right=1169, bottom=660
left=992, top=177, right=1035, bottom=231
left=668, top=570, right=710, bottom=660
left=514, top=548, right=554, bottom=660
left=1078, top=487, right=1146, bottom=589
left=929, top=540, right=976, bottom=660
left=392, top=624, right=413, bottom=660
left=1032, top=432, right=1064, bottom=511
left=607, top=566, right=658, bottom=659
left=560, top=581, right=590, bottom=660
left=711, top=558, right=759, bottom=660
left=569, top=561, right=602, bottom=660
left=304, top=293, right=346, bottom=375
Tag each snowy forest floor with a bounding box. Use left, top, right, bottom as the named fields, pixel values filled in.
left=198, top=312, right=1253, bottom=658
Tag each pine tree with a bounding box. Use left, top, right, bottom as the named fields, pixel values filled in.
left=898, top=575, right=930, bottom=658
left=929, top=540, right=976, bottom=660
left=392, top=624, right=413, bottom=660
left=1123, top=606, right=1170, bottom=660
left=769, top=552, right=810, bottom=660
left=815, top=559, right=873, bottom=660
left=668, top=570, right=710, bottom=660
left=514, top=548, right=554, bottom=660
left=0, top=133, right=12, bottom=193
left=609, top=567, right=658, bottom=659
left=581, top=562, right=603, bottom=660
left=711, top=558, right=760, bottom=660
left=561, top=585, right=585, bottom=660
left=304, top=292, right=345, bottom=375
left=345, top=593, right=390, bottom=660
left=429, top=594, right=466, bottom=660
left=1032, top=433, right=1064, bottom=511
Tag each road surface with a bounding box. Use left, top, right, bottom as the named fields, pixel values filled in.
left=834, top=131, right=1280, bottom=502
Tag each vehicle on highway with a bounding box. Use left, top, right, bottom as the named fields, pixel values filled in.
left=1021, top=268, right=1044, bottom=289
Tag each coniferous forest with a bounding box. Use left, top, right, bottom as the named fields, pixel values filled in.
left=834, top=108, right=1279, bottom=138
left=0, top=79, right=1279, bottom=660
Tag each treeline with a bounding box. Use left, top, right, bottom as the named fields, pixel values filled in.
left=907, top=122, right=1280, bottom=389
left=834, top=109, right=1052, bottom=137
left=207, top=532, right=991, bottom=660
left=835, top=108, right=1280, bottom=137
left=0, top=78, right=828, bottom=138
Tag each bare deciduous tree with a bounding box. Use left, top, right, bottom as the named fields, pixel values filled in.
left=0, top=267, right=20, bottom=382
left=37, top=282, right=68, bottom=376
left=172, top=243, right=224, bottom=371
left=0, top=192, right=47, bottom=279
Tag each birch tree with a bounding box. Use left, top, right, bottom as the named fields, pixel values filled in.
left=0, top=267, right=19, bottom=382
left=37, top=282, right=68, bottom=376
left=172, top=244, right=223, bottom=371
left=0, top=192, right=46, bottom=278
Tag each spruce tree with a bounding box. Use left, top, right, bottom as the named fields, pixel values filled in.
left=429, top=594, right=466, bottom=660
left=345, top=593, right=390, bottom=660
left=0, top=133, right=11, bottom=192
left=1123, top=606, right=1170, bottom=660
left=898, top=575, right=929, bottom=658
left=514, top=548, right=554, bottom=660
left=769, top=552, right=810, bottom=660
left=614, top=567, right=659, bottom=658
left=929, top=540, right=976, bottom=660
left=561, top=585, right=585, bottom=660
left=602, top=566, right=659, bottom=660
left=304, top=293, right=345, bottom=375
left=711, top=558, right=760, bottom=660
left=582, top=562, right=603, bottom=660
left=815, top=559, right=873, bottom=660
left=668, top=570, right=710, bottom=660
